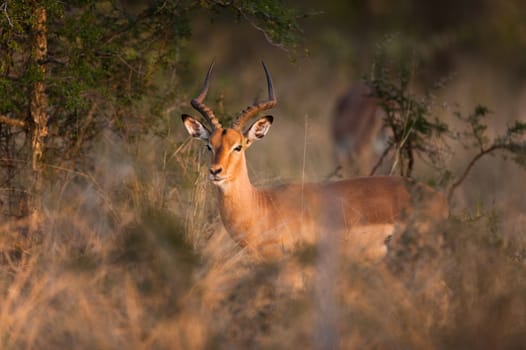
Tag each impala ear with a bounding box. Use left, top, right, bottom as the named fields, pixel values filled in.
left=244, top=115, right=273, bottom=147
left=182, top=114, right=210, bottom=141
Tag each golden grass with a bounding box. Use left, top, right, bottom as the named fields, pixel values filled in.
left=1, top=57, right=526, bottom=349
left=1, top=139, right=524, bottom=350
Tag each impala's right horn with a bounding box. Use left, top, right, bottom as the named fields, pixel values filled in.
left=191, top=61, right=222, bottom=130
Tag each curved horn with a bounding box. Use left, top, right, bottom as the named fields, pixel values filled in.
left=232, top=61, right=277, bottom=130
left=191, top=61, right=222, bottom=130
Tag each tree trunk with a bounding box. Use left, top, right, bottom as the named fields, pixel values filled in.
left=29, top=6, right=48, bottom=217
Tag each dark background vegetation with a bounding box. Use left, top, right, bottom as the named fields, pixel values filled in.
left=0, top=0, right=525, bottom=348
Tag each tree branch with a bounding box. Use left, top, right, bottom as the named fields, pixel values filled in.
left=447, top=144, right=504, bottom=202
left=369, top=144, right=392, bottom=176
left=0, top=115, right=26, bottom=128
left=0, top=1, right=13, bottom=27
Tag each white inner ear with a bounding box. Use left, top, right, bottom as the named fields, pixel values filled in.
left=245, top=118, right=272, bottom=144
left=183, top=117, right=210, bottom=141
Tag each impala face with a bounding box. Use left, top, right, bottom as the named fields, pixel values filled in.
left=181, top=61, right=276, bottom=188
left=182, top=116, right=273, bottom=187
left=207, top=128, right=244, bottom=185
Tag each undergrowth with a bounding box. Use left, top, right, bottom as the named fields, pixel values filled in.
left=0, top=130, right=524, bottom=349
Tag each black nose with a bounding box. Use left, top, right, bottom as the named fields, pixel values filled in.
left=209, top=166, right=222, bottom=176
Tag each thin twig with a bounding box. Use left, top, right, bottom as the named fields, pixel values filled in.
left=237, top=8, right=289, bottom=51
left=301, top=114, right=308, bottom=222
left=369, top=144, right=392, bottom=176
left=389, top=123, right=414, bottom=176
left=447, top=144, right=503, bottom=201
left=406, top=139, right=414, bottom=177
left=59, top=101, right=99, bottom=169
left=1, top=1, right=13, bottom=27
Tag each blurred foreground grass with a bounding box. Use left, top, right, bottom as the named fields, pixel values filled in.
left=0, top=130, right=524, bottom=350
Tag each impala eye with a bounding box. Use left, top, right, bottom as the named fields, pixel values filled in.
left=234, top=145, right=242, bottom=152
left=206, top=144, right=212, bottom=151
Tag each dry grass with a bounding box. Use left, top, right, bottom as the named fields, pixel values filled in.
left=1, top=56, right=526, bottom=349
left=0, top=138, right=523, bottom=350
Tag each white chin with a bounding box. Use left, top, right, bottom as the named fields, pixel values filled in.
left=210, top=178, right=227, bottom=186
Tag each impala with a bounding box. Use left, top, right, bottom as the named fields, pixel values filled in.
left=332, top=81, right=387, bottom=176
left=182, top=62, right=448, bottom=261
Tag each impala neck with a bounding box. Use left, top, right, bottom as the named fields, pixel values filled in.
left=216, top=157, right=256, bottom=202
left=214, top=157, right=263, bottom=239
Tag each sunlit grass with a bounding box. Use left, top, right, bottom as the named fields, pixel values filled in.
left=1, top=56, right=526, bottom=349
left=0, top=124, right=524, bottom=349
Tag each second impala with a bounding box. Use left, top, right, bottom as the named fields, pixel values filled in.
left=182, top=62, right=448, bottom=261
